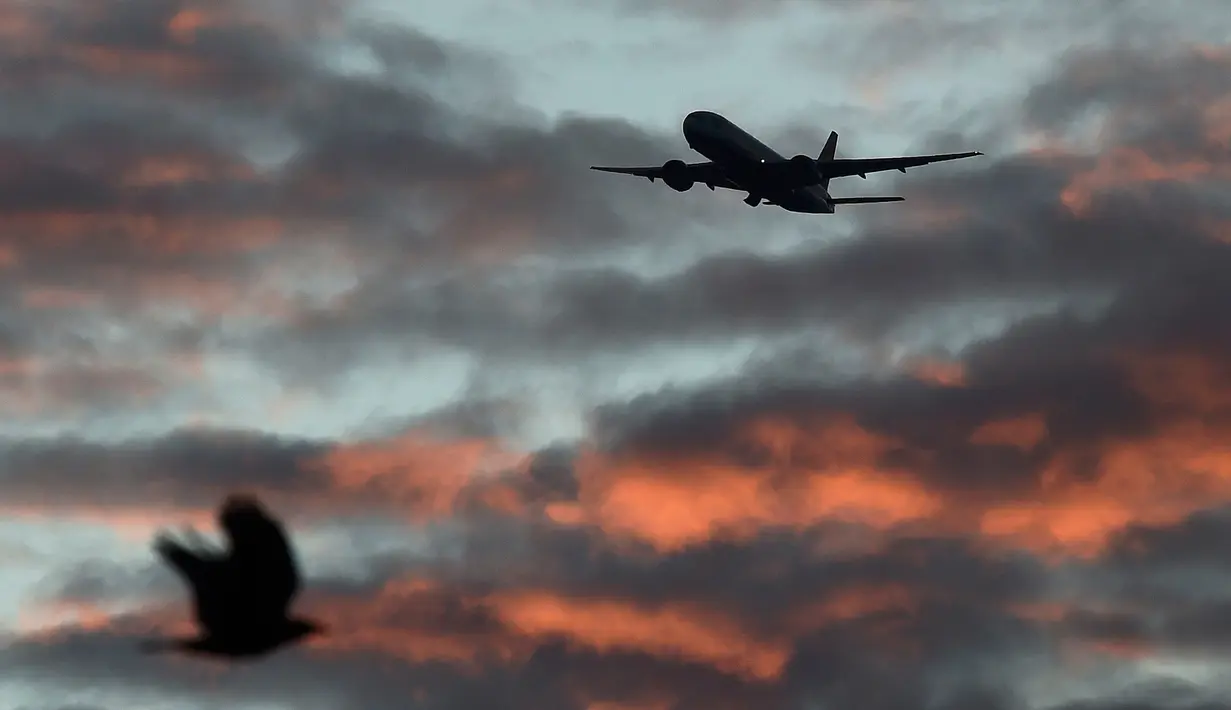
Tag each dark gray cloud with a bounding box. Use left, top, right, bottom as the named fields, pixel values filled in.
left=3, top=0, right=1231, bottom=709
left=586, top=322, right=1156, bottom=500
left=1105, top=506, right=1231, bottom=572
left=0, top=0, right=824, bottom=399
left=609, top=0, right=1228, bottom=42
left=3, top=626, right=788, bottom=710
left=0, top=427, right=330, bottom=508
left=241, top=40, right=1231, bottom=389
left=1023, top=44, right=1231, bottom=141
left=1043, top=506, right=1231, bottom=655
left=513, top=41, right=1231, bottom=507
left=7, top=515, right=1056, bottom=710
left=1046, top=680, right=1231, bottom=710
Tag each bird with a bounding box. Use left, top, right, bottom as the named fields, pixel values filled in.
left=141, top=493, right=326, bottom=659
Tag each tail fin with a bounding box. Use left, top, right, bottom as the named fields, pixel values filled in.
left=829, top=196, right=904, bottom=205
left=818, top=131, right=838, bottom=189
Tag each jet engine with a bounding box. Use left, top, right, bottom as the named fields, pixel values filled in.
left=661, top=159, right=694, bottom=191
left=790, top=154, right=822, bottom=185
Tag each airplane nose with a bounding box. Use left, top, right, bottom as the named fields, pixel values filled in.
left=683, top=110, right=715, bottom=136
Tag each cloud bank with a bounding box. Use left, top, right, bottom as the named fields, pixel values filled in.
left=2, top=1, right=1231, bottom=709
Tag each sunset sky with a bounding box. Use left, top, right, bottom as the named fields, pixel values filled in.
left=2, top=0, right=1231, bottom=708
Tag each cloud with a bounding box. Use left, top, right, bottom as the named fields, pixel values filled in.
left=240, top=43, right=1231, bottom=382
left=440, top=42, right=1230, bottom=568
left=0, top=423, right=545, bottom=532
left=5, top=515, right=1057, bottom=709
left=0, top=0, right=764, bottom=401
left=3, top=0, right=1231, bottom=709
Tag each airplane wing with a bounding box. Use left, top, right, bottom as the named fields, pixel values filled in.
left=589, top=161, right=742, bottom=190
left=822, top=151, right=983, bottom=179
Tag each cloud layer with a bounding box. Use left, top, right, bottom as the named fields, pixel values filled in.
left=2, top=1, right=1231, bottom=709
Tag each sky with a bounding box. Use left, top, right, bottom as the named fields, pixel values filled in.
left=1, top=0, right=1231, bottom=707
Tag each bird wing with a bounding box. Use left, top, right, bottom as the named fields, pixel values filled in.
left=222, top=498, right=303, bottom=618
left=154, top=531, right=235, bottom=635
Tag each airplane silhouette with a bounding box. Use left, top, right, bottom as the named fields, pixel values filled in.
left=142, top=494, right=325, bottom=659
left=591, top=110, right=983, bottom=213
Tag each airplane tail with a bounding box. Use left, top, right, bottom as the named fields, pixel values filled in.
left=817, top=131, right=838, bottom=189
left=830, top=196, right=904, bottom=205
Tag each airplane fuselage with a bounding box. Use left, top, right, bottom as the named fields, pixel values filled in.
left=682, top=110, right=835, bottom=214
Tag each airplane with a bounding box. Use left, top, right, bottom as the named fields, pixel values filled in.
left=590, top=110, right=983, bottom=214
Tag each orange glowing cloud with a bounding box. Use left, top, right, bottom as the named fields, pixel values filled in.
left=572, top=464, right=773, bottom=551
left=549, top=376, right=1231, bottom=558
left=0, top=2, right=315, bottom=90
left=795, top=470, right=942, bottom=528
left=1061, top=147, right=1227, bottom=216
left=979, top=414, right=1231, bottom=558
left=1080, top=638, right=1154, bottom=659
left=901, top=201, right=972, bottom=232
left=119, top=156, right=259, bottom=187
left=0, top=5, right=40, bottom=42
left=969, top=349, right=1231, bottom=556
left=0, top=213, right=283, bottom=253
left=13, top=545, right=954, bottom=684
left=7, top=343, right=1229, bottom=565
left=315, top=578, right=791, bottom=680
left=787, top=583, right=917, bottom=631
left=560, top=416, right=940, bottom=552
left=1205, top=96, right=1231, bottom=146
left=318, top=579, right=530, bottom=667
left=905, top=357, right=966, bottom=386
left=18, top=601, right=117, bottom=636
left=0, top=429, right=536, bottom=533
left=0, top=357, right=38, bottom=376
left=0, top=361, right=171, bottom=417
left=1, top=406, right=1223, bottom=566
left=16, top=598, right=198, bottom=655
left=20, top=574, right=790, bottom=681
left=167, top=8, right=225, bottom=43
left=1120, top=350, right=1231, bottom=413
left=980, top=498, right=1137, bottom=559
left=969, top=413, right=1048, bottom=450
left=315, top=433, right=530, bottom=516
left=171, top=1, right=347, bottom=41
left=493, top=592, right=788, bottom=681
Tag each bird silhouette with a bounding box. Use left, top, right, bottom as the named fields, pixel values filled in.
left=142, top=494, right=325, bottom=659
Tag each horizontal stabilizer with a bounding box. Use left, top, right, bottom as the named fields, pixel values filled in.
left=830, top=196, right=905, bottom=205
